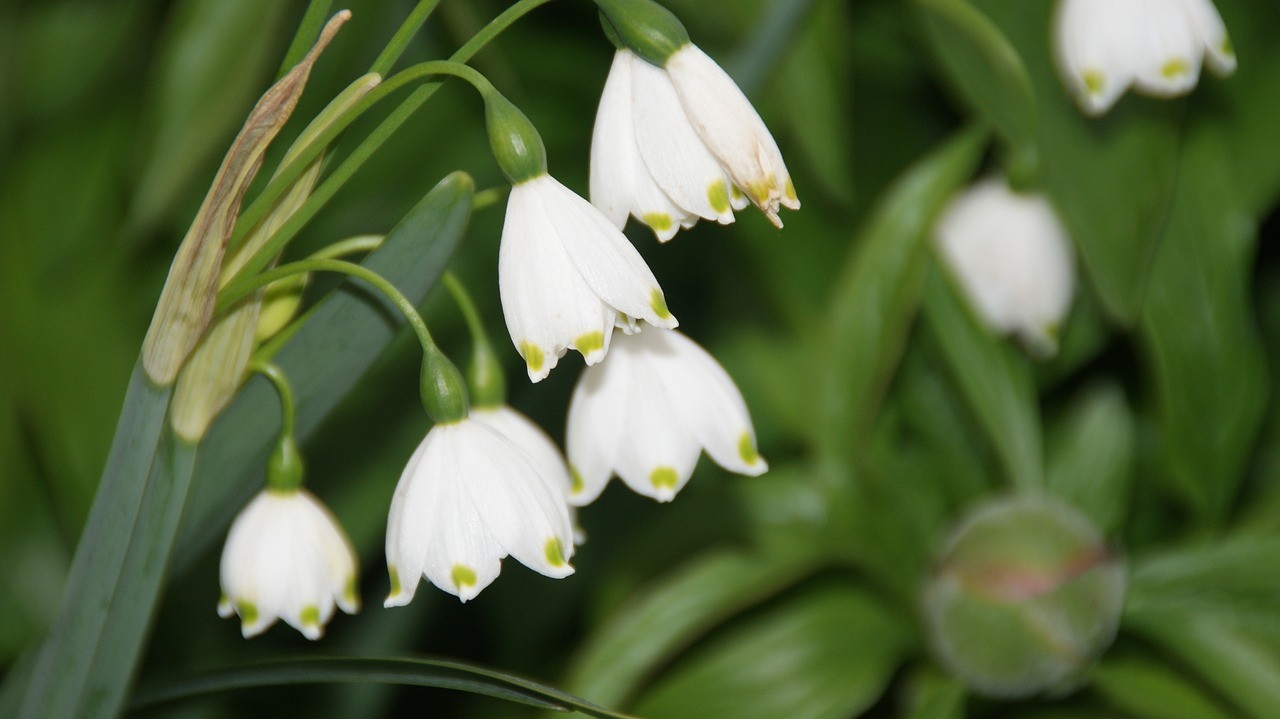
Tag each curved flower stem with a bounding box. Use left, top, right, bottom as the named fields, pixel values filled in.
left=250, top=361, right=306, bottom=492
left=369, top=0, right=444, bottom=76
left=473, top=185, right=511, bottom=211
left=308, top=234, right=386, bottom=260
left=442, top=271, right=507, bottom=407
left=224, top=0, right=556, bottom=279
left=250, top=362, right=297, bottom=443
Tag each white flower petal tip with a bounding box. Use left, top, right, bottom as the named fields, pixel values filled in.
left=934, top=177, right=1075, bottom=359
left=588, top=48, right=797, bottom=242
left=566, top=327, right=766, bottom=505
left=384, top=417, right=577, bottom=604
left=218, top=488, right=360, bottom=641
left=500, top=174, right=676, bottom=382
left=1053, top=0, right=1236, bottom=117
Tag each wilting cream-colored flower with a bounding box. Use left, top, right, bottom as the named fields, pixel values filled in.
left=218, top=488, right=359, bottom=640
left=590, top=47, right=798, bottom=241
left=934, top=177, right=1075, bottom=357
left=499, top=173, right=677, bottom=383
left=566, top=327, right=766, bottom=504
left=1054, top=0, right=1236, bottom=116
left=384, top=416, right=576, bottom=605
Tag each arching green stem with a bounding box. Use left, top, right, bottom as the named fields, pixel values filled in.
left=442, top=272, right=506, bottom=408
left=251, top=362, right=304, bottom=492
left=369, top=0, right=444, bottom=76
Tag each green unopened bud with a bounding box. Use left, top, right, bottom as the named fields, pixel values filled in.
left=267, top=434, right=304, bottom=492
left=421, top=346, right=469, bottom=424
left=922, top=494, right=1126, bottom=698
left=255, top=272, right=310, bottom=342
left=594, top=0, right=690, bottom=67
left=484, top=92, right=547, bottom=184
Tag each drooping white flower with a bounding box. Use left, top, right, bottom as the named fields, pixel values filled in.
left=217, top=488, right=359, bottom=640
left=384, top=416, right=576, bottom=605
left=500, top=173, right=678, bottom=383
left=566, top=326, right=767, bottom=504
left=590, top=47, right=798, bottom=241
left=934, top=177, right=1075, bottom=357
left=1054, top=0, right=1236, bottom=116
left=471, top=405, right=586, bottom=545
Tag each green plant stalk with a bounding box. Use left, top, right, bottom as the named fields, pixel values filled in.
left=224, top=0, right=555, bottom=264
left=369, top=0, right=444, bottom=76
left=442, top=272, right=506, bottom=408
left=277, top=0, right=336, bottom=78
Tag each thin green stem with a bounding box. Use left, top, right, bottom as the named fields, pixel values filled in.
left=277, top=0, right=335, bottom=79
left=250, top=363, right=297, bottom=442
left=225, top=0, right=555, bottom=286
left=442, top=272, right=506, bottom=407
left=473, top=185, right=510, bottom=211
left=369, top=0, right=443, bottom=76
left=442, top=272, right=488, bottom=346
left=309, top=234, right=385, bottom=260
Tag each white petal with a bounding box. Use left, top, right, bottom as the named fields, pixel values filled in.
left=631, top=51, right=736, bottom=225
left=420, top=449, right=505, bottom=603
left=499, top=181, right=616, bottom=381
left=1131, top=0, right=1203, bottom=97
left=640, top=328, right=767, bottom=476
left=590, top=50, right=640, bottom=230
left=1054, top=0, right=1140, bottom=116
left=1182, top=0, right=1235, bottom=75
left=384, top=429, right=443, bottom=607
left=666, top=45, right=797, bottom=225
left=566, top=342, right=633, bottom=505
left=535, top=176, right=679, bottom=331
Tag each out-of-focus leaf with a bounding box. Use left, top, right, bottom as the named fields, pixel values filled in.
left=915, top=0, right=1035, bottom=163
left=1091, top=656, right=1236, bottom=719
left=1138, top=124, right=1267, bottom=523
left=1126, top=536, right=1280, bottom=618
left=1127, top=611, right=1280, bottom=719
left=819, top=126, right=987, bottom=462
left=631, top=583, right=913, bottom=719
left=130, top=655, right=634, bottom=719
left=1045, top=382, right=1134, bottom=534
left=172, top=171, right=473, bottom=572
left=923, top=264, right=1043, bottom=490
left=901, top=669, right=966, bottom=719
left=562, top=550, right=820, bottom=710
left=1213, top=0, right=1280, bottom=217
left=1033, top=288, right=1112, bottom=391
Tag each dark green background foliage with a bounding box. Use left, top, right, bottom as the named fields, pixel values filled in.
left=2, top=0, right=1280, bottom=717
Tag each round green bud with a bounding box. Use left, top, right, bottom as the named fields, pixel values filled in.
left=484, top=92, right=547, bottom=185
left=421, top=346, right=470, bottom=424
left=594, top=0, right=690, bottom=67
left=266, top=434, right=304, bottom=492
left=922, top=494, right=1126, bottom=698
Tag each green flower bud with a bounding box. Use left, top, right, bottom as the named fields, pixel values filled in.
left=594, top=0, right=690, bottom=67
left=922, top=494, right=1126, bottom=698
left=421, top=346, right=470, bottom=424
left=485, top=92, right=547, bottom=184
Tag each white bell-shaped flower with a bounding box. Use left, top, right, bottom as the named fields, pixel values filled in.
left=566, top=326, right=767, bottom=505
left=1054, top=0, right=1236, bottom=116
left=384, top=416, right=576, bottom=605
left=500, top=173, right=678, bottom=383
left=934, top=177, right=1075, bottom=357
left=590, top=47, right=798, bottom=241
left=217, top=488, right=359, bottom=640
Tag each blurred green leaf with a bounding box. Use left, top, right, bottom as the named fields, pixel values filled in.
left=1045, top=382, right=1134, bottom=534
left=923, top=263, right=1043, bottom=490
left=131, top=655, right=634, bottom=718
left=901, top=669, right=966, bottom=719
left=631, top=582, right=913, bottom=719
left=563, top=550, right=820, bottom=710
left=173, top=171, right=473, bottom=572
left=914, top=0, right=1035, bottom=166
left=1126, top=536, right=1280, bottom=619
left=1214, top=0, right=1280, bottom=217
left=1091, top=655, right=1235, bottom=719
left=819, top=126, right=987, bottom=462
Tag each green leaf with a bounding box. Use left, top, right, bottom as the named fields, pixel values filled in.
left=1091, top=656, right=1236, bottom=719
left=1213, top=0, right=1280, bottom=217
left=819, top=126, right=987, bottom=461
left=172, top=171, right=473, bottom=572
left=901, top=669, right=966, bottom=719
left=914, top=0, right=1036, bottom=166
left=923, top=263, right=1043, bottom=490
left=631, top=583, right=914, bottom=719
left=562, top=550, right=820, bottom=710
left=129, top=655, right=634, bottom=719
left=1045, top=382, right=1134, bottom=534
left=1126, top=536, right=1280, bottom=618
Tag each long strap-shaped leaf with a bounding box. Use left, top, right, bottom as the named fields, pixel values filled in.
left=129, top=655, right=637, bottom=719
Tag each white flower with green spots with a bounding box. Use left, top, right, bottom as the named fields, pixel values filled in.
left=384, top=416, right=576, bottom=606
left=500, top=173, right=678, bottom=383
left=1054, top=0, right=1236, bottom=116
left=590, top=47, right=798, bottom=242
left=566, top=327, right=767, bottom=504
left=217, top=488, right=359, bottom=640
left=934, top=177, right=1075, bottom=358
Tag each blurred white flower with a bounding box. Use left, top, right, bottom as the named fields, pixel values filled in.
left=1054, top=0, right=1236, bottom=116
left=217, top=488, right=359, bottom=640
left=500, top=173, right=678, bottom=383
left=934, top=177, right=1075, bottom=357
left=384, top=417, right=575, bottom=605
left=566, top=327, right=767, bottom=504
left=590, top=47, right=798, bottom=241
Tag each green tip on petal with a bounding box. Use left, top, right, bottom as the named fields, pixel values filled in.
left=643, top=212, right=673, bottom=233
left=520, top=341, right=545, bottom=374
left=1082, top=70, right=1104, bottom=95
left=575, top=331, right=605, bottom=356
left=650, top=466, right=679, bottom=490
left=452, top=564, right=478, bottom=589
left=388, top=566, right=402, bottom=597
left=1161, top=58, right=1190, bottom=79
left=237, top=600, right=259, bottom=624
left=300, top=605, right=321, bottom=628
left=345, top=576, right=360, bottom=607
left=649, top=290, right=672, bottom=320
left=545, top=538, right=567, bottom=567
left=785, top=178, right=797, bottom=203
left=707, top=180, right=731, bottom=214
left=1221, top=37, right=1235, bottom=58
left=569, top=465, right=585, bottom=494
left=738, top=431, right=761, bottom=466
